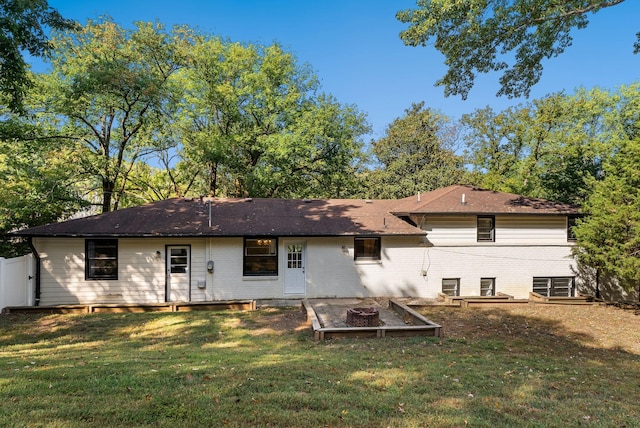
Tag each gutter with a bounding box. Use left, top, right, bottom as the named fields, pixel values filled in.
left=27, top=237, right=41, bottom=306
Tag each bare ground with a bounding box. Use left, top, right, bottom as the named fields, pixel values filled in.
left=256, top=303, right=640, bottom=355
left=423, top=303, right=640, bottom=354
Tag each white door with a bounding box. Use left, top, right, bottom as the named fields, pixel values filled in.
left=284, top=241, right=306, bottom=295
left=167, top=246, right=190, bottom=302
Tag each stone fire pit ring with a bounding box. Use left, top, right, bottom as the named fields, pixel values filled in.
left=346, top=307, right=380, bottom=327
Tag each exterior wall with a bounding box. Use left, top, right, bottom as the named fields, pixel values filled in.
left=33, top=237, right=207, bottom=305
left=30, top=212, right=578, bottom=304
left=414, top=214, right=576, bottom=299
left=416, top=246, right=575, bottom=299
left=418, top=214, right=571, bottom=246
left=207, top=236, right=430, bottom=300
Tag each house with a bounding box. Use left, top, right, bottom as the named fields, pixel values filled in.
left=14, top=185, right=579, bottom=306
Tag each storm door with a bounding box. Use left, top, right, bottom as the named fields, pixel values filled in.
left=284, top=241, right=306, bottom=295
left=166, top=245, right=191, bottom=302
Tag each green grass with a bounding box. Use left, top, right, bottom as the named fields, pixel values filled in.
left=0, top=306, right=638, bottom=427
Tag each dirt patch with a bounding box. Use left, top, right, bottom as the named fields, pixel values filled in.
left=244, top=307, right=309, bottom=336
left=418, top=304, right=640, bottom=354
left=250, top=303, right=640, bottom=354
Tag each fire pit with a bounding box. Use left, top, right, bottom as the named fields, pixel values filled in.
left=346, top=307, right=380, bottom=327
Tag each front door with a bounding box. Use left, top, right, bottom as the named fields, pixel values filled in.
left=167, top=245, right=190, bottom=302
left=284, top=241, right=306, bottom=295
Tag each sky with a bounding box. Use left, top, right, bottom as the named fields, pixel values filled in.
left=39, top=0, right=640, bottom=142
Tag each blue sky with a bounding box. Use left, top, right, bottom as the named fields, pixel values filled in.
left=41, top=0, right=640, bottom=141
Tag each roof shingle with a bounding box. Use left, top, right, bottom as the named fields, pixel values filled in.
left=15, top=186, right=578, bottom=238
left=392, top=185, right=579, bottom=215
left=16, top=197, right=424, bottom=237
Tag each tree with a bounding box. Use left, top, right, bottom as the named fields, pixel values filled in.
left=573, top=139, right=640, bottom=300
left=462, top=88, right=622, bottom=204
left=175, top=37, right=369, bottom=198
left=0, top=112, right=86, bottom=257
left=363, top=102, right=465, bottom=199
left=396, top=0, right=628, bottom=99
left=0, top=0, right=76, bottom=114
left=34, top=18, right=185, bottom=212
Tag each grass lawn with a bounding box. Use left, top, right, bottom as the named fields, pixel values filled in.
left=1, top=303, right=639, bottom=427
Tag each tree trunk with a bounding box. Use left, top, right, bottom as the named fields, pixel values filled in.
left=102, top=179, right=115, bottom=213
left=208, top=162, right=218, bottom=197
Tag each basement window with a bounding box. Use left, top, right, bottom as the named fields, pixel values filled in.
left=244, top=238, right=278, bottom=276
left=533, top=277, right=575, bottom=297
left=442, top=278, right=460, bottom=297
left=85, top=239, right=118, bottom=280
left=480, top=278, right=495, bottom=296
left=354, top=237, right=381, bottom=261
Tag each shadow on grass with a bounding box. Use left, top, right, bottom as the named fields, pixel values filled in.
left=0, top=306, right=638, bottom=427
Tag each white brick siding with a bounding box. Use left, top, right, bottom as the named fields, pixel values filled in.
left=32, top=213, right=576, bottom=304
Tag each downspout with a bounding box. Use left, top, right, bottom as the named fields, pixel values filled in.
left=27, top=237, right=41, bottom=306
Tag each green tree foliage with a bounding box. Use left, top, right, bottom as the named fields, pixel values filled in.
left=0, top=0, right=76, bottom=114
left=573, top=139, right=640, bottom=299
left=463, top=88, right=623, bottom=204
left=363, top=102, right=465, bottom=199
left=175, top=37, right=369, bottom=198
left=34, top=18, right=185, bottom=212
left=0, top=114, right=86, bottom=256
left=397, top=0, right=628, bottom=99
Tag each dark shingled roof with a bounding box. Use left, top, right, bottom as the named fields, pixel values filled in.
left=15, top=186, right=578, bottom=238
left=392, top=185, right=579, bottom=215
left=16, top=197, right=425, bottom=237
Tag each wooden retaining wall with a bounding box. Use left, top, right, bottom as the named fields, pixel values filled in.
left=2, top=300, right=256, bottom=314
left=304, top=299, right=443, bottom=342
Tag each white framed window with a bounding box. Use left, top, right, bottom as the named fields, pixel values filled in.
left=480, top=278, right=495, bottom=296
left=477, top=216, right=495, bottom=242
left=442, top=278, right=460, bottom=297
left=533, top=277, right=575, bottom=297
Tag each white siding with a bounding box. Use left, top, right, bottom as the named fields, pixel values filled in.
left=209, top=237, right=284, bottom=300
left=32, top=214, right=577, bottom=304
left=497, top=216, right=569, bottom=244
left=416, top=245, right=575, bottom=299
left=207, top=236, right=430, bottom=300
left=33, top=237, right=207, bottom=305
left=423, top=215, right=571, bottom=246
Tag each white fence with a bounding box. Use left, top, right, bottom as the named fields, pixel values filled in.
left=0, top=254, right=34, bottom=311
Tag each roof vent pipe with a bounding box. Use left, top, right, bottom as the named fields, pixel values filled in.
left=417, top=192, right=421, bottom=202
left=461, top=193, right=466, bottom=205
left=208, top=200, right=212, bottom=228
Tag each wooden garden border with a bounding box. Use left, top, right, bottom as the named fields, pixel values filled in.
left=303, top=299, right=443, bottom=342
left=2, top=300, right=256, bottom=314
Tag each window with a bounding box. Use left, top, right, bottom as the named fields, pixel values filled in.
left=169, top=247, right=189, bottom=273
left=480, top=278, right=495, bottom=296
left=244, top=238, right=278, bottom=276
left=477, top=216, right=495, bottom=242
left=287, top=244, right=303, bottom=269
left=442, top=278, right=460, bottom=297
left=354, top=237, right=381, bottom=261
left=85, top=239, right=118, bottom=280
left=533, top=277, right=575, bottom=297
left=567, top=215, right=578, bottom=241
